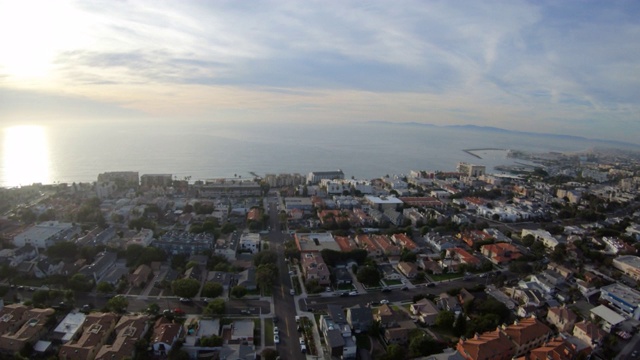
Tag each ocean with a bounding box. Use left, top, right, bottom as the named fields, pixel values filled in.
left=0, top=120, right=633, bottom=188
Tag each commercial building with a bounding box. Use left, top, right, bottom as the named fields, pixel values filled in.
left=612, top=255, right=640, bottom=281
left=294, top=233, right=341, bottom=253
left=457, top=162, right=486, bottom=177
left=307, top=170, right=345, bottom=184
left=140, top=174, right=173, bottom=188
left=13, top=221, right=79, bottom=249
left=599, top=282, right=640, bottom=320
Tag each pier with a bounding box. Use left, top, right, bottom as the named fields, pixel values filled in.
left=463, top=148, right=508, bottom=159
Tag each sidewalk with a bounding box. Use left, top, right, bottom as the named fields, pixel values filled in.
left=291, top=265, right=329, bottom=360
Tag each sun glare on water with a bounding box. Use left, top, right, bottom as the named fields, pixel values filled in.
left=2, top=125, right=51, bottom=187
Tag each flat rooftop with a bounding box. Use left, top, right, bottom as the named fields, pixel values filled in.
left=295, top=232, right=341, bottom=252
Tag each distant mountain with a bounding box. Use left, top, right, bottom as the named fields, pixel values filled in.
left=366, top=121, right=639, bottom=149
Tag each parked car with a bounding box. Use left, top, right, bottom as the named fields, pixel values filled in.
left=380, top=299, right=389, bottom=304
left=273, top=326, right=279, bottom=335
left=299, top=337, right=305, bottom=345
left=401, top=286, right=409, bottom=291
left=290, top=289, right=295, bottom=295
left=274, top=334, right=280, bottom=344
left=179, top=298, right=191, bottom=303
left=349, top=291, right=358, bottom=296
left=426, top=282, right=436, bottom=288
left=381, top=287, right=391, bottom=293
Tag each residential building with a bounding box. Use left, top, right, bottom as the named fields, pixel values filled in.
left=239, top=233, right=260, bottom=253
left=546, top=305, right=578, bottom=333
left=589, top=305, right=625, bottom=332
left=0, top=306, right=55, bottom=353
left=397, top=262, right=419, bottom=279
left=457, top=329, right=515, bottom=360
left=364, top=195, right=403, bottom=212
left=391, top=233, right=419, bottom=252
left=521, top=229, right=561, bottom=249
left=152, top=230, right=214, bottom=255
left=151, top=318, right=183, bottom=356
left=295, top=232, right=341, bottom=253
left=457, top=162, right=486, bottom=177
left=95, top=315, right=150, bottom=360
left=307, top=170, right=345, bottom=184
left=140, top=174, right=173, bottom=188
left=501, top=317, right=553, bottom=357
left=229, top=320, right=254, bottom=342
left=13, top=221, right=79, bottom=249
left=334, top=236, right=358, bottom=252
left=481, top=243, right=522, bottom=265
left=197, top=180, right=262, bottom=198
left=78, top=251, right=117, bottom=283
left=612, top=255, right=640, bottom=281
left=59, top=312, right=118, bottom=360
left=572, top=321, right=606, bottom=348
left=375, top=305, right=403, bottom=329
left=528, top=338, right=577, bottom=360
left=301, top=252, right=331, bottom=286
left=97, top=171, right=139, bottom=187
left=410, top=298, right=439, bottom=325
left=52, top=312, right=86, bottom=343
left=371, top=234, right=401, bottom=256
left=237, top=268, right=257, bottom=291
left=129, top=264, right=153, bottom=288
left=346, top=305, right=373, bottom=334
left=355, top=234, right=383, bottom=257
left=384, top=327, right=409, bottom=345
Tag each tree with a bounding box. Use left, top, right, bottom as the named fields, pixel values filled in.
left=253, top=250, right=278, bottom=267
left=146, top=303, right=160, bottom=316
left=171, top=278, right=200, bottom=298
left=256, top=264, right=278, bottom=289
left=68, top=273, right=94, bottom=292
left=204, top=298, right=225, bottom=316
left=522, top=234, right=535, bottom=247
left=261, top=348, right=279, bottom=360
left=230, top=285, right=247, bottom=298
left=201, top=282, right=224, bottom=298
left=435, top=310, right=455, bottom=329
left=107, top=296, right=129, bottom=313
left=356, top=265, right=381, bottom=287
left=31, top=290, right=49, bottom=305
left=453, top=314, right=467, bottom=337
left=46, top=241, right=78, bottom=259
left=384, top=344, right=406, bottom=360
left=199, top=335, right=223, bottom=347
left=96, top=281, right=115, bottom=294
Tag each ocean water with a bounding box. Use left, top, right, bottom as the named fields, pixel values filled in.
left=0, top=120, right=631, bottom=188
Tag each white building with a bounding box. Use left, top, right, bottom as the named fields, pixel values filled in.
left=521, top=229, right=560, bottom=249
left=13, top=221, right=79, bottom=249
left=307, top=170, right=345, bottom=184
left=613, top=255, right=640, bottom=281
left=590, top=305, right=625, bottom=332
left=239, top=233, right=261, bottom=253
left=600, top=282, right=640, bottom=320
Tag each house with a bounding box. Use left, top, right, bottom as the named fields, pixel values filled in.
left=129, top=264, right=153, bottom=288
left=572, top=321, right=606, bottom=348
left=229, top=320, right=254, bottom=342
left=438, top=293, right=461, bottom=314
left=59, top=312, right=119, bottom=360
left=375, top=305, right=403, bottom=329
left=237, top=268, right=257, bottom=291
left=9, top=245, right=38, bottom=267
left=334, top=268, right=353, bottom=285
left=13, top=221, right=79, bottom=249
left=151, top=318, right=183, bottom=356
left=52, top=312, right=87, bottom=344
left=546, top=305, right=577, bottom=333
left=95, top=315, right=150, bottom=360
left=397, top=261, right=419, bottom=279
left=0, top=306, right=55, bottom=353
left=33, top=257, right=65, bottom=278
left=599, top=282, right=640, bottom=320
left=443, top=248, right=481, bottom=271
left=355, top=234, right=383, bottom=257
left=321, top=305, right=357, bottom=359
left=239, top=233, right=260, bottom=253
left=346, top=305, right=373, bottom=334
left=391, top=233, right=419, bottom=253
left=384, top=327, right=409, bottom=345
left=301, top=252, right=331, bottom=286
left=410, top=298, right=439, bottom=325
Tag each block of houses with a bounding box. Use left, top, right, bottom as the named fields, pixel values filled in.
left=371, top=235, right=401, bottom=257
left=78, top=251, right=117, bottom=283
left=0, top=305, right=55, bottom=353
left=59, top=312, right=119, bottom=360
left=546, top=305, right=577, bottom=333
left=396, top=261, right=419, bottom=279
left=52, top=312, right=86, bottom=343
left=321, top=305, right=357, bottom=359
left=151, top=318, right=183, bottom=356
left=95, top=314, right=150, bottom=360
left=442, top=248, right=481, bottom=271
left=391, top=233, right=419, bottom=253
left=572, top=321, right=606, bottom=348
left=457, top=329, right=515, bottom=360
left=501, top=317, right=553, bottom=358
left=34, top=257, right=65, bottom=278
left=410, top=298, right=439, bottom=325
left=355, top=234, right=383, bottom=257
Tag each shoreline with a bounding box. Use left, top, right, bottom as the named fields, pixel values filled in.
left=463, top=148, right=509, bottom=159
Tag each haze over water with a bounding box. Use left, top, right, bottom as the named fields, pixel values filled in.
left=2, top=121, right=630, bottom=188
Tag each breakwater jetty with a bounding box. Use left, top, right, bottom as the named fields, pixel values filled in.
left=463, top=148, right=508, bottom=159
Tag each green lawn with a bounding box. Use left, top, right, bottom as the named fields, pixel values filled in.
left=431, top=273, right=464, bottom=281
left=383, top=279, right=403, bottom=286
left=265, top=318, right=274, bottom=346
left=356, top=333, right=371, bottom=350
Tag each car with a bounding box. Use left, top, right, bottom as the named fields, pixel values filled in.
left=349, top=291, right=358, bottom=296
left=240, top=309, right=250, bottom=314
left=173, top=308, right=186, bottom=316
left=288, top=271, right=295, bottom=275
left=17, top=286, right=24, bottom=290
left=401, top=286, right=409, bottom=291
left=299, top=337, right=305, bottom=345
left=426, top=282, right=436, bottom=288
left=274, top=334, right=280, bottom=344
left=9, top=285, right=15, bottom=289
left=28, top=287, right=35, bottom=291
left=381, top=287, right=391, bottom=293
left=273, top=316, right=279, bottom=324
left=300, top=344, right=307, bottom=353
left=81, top=304, right=91, bottom=312
left=202, top=298, right=209, bottom=303
left=290, top=289, right=296, bottom=295
left=480, top=273, right=487, bottom=278
left=325, top=287, right=332, bottom=292
left=179, top=298, right=191, bottom=303
left=380, top=299, right=390, bottom=304
left=295, top=315, right=300, bottom=322
left=273, top=326, right=279, bottom=335
left=340, top=292, right=349, bottom=297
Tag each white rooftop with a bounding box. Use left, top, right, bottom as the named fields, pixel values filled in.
left=54, top=311, right=86, bottom=342
left=590, top=305, right=625, bottom=325
left=16, top=221, right=73, bottom=240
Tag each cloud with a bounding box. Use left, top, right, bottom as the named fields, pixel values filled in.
left=0, top=0, right=639, bottom=143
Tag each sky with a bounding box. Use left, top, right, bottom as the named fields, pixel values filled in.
left=0, top=0, right=639, bottom=144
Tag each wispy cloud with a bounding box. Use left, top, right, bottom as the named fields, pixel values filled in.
left=0, top=0, right=639, bottom=143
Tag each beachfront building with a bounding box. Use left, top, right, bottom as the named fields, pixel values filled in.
left=13, top=221, right=80, bottom=249
left=612, top=255, right=640, bottom=281
left=307, top=170, right=345, bottom=184
left=457, top=162, right=486, bottom=177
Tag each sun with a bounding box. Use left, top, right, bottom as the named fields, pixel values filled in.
left=2, top=125, right=51, bottom=187
left=0, top=0, right=85, bottom=80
